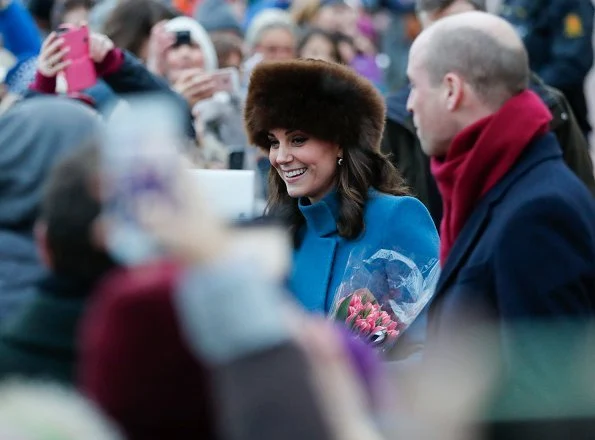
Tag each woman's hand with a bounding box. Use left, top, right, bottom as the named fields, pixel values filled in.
left=146, top=20, right=174, bottom=76
left=173, top=68, right=216, bottom=107
left=89, top=33, right=114, bottom=63
left=37, top=32, right=71, bottom=77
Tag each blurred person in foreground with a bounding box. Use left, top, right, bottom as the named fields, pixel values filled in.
left=0, top=96, right=100, bottom=323
left=0, top=145, right=116, bottom=384
left=0, top=380, right=122, bottom=439
left=406, top=10, right=595, bottom=410
left=499, top=0, right=594, bottom=137
left=382, top=0, right=595, bottom=228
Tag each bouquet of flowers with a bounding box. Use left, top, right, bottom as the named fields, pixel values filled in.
left=330, top=247, right=440, bottom=352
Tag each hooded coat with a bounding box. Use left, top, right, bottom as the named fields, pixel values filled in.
left=0, top=96, right=101, bottom=322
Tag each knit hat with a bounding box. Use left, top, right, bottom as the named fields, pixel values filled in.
left=244, top=59, right=385, bottom=152
left=195, top=0, right=243, bottom=37
left=164, top=17, right=218, bottom=72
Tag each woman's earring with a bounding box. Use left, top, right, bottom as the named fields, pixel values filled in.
left=337, top=157, right=344, bottom=166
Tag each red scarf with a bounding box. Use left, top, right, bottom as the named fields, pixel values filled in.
left=431, top=90, right=552, bottom=265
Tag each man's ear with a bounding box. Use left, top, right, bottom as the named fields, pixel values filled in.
left=443, top=72, right=464, bottom=112
left=34, top=221, right=53, bottom=270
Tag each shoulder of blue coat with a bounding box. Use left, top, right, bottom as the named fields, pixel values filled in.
left=366, top=191, right=431, bottom=217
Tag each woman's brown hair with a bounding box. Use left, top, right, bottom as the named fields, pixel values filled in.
left=103, top=0, right=179, bottom=59
left=266, top=144, right=409, bottom=241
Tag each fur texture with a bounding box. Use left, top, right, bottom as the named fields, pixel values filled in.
left=244, top=59, right=386, bottom=152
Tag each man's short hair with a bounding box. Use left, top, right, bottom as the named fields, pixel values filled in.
left=424, top=26, right=529, bottom=108
left=41, top=144, right=115, bottom=282
left=416, top=0, right=486, bottom=13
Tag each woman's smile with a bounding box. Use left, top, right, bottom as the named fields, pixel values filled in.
left=283, top=167, right=308, bottom=181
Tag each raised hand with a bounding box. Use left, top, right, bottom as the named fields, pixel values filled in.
left=37, top=32, right=71, bottom=77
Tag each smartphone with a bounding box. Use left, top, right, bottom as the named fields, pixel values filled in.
left=174, top=30, right=192, bottom=47
left=228, top=150, right=245, bottom=170
left=57, top=24, right=97, bottom=92
left=211, top=67, right=240, bottom=95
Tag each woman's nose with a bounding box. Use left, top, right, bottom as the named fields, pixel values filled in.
left=275, top=144, right=292, bottom=164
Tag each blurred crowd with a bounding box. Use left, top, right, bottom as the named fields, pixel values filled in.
left=0, top=0, right=594, bottom=439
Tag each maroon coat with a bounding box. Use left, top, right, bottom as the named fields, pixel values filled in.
left=78, top=261, right=217, bottom=440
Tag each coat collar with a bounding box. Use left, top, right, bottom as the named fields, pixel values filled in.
left=435, top=133, right=562, bottom=295
left=298, top=190, right=340, bottom=237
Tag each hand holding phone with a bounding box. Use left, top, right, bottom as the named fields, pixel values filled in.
left=56, top=24, right=97, bottom=92
left=211, top=67, right=240, bottom=95
left=37, top=32, right=72, bottom=78
left=173, top=68, right=216, bottom=107
left=88, top=33, right=114, bottom=64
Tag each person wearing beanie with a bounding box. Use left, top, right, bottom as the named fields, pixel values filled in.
left=195, top=0, right=243, bottom=38
left=244, top=59, right=439, bottom=361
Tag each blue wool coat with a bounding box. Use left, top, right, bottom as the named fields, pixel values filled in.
left=426, top=134, right=595, bottom=409
left=290, top=190, right=439, bottom=357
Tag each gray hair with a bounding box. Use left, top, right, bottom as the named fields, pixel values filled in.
left=416, top=0, right=486, bottom=13
left=424, top=26, right=529, bottom=108
left=245, top=9, right=296, bottom=50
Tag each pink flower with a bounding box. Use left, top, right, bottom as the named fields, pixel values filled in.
left=380, top=313, right=392, bottom=327
left=387, top=321, right=398, bottom=331
left=387, top=329, right=399, bottom=340
left=354, top=318, right=372, bottom=335
left=367, top=310, right=379, bottom=324
left=350, top=295, right=363, bottom=308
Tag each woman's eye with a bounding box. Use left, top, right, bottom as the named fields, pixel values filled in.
left=268, top=139, right=279, bottom=149
left=292, top=136, right=308, bottom=145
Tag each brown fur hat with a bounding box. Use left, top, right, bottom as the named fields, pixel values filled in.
left=244, top=59, right=386, bottom=152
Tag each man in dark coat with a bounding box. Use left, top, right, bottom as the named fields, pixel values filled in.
left=407, top=10, right=595, bottom=411
left=382, top=0, right=595, bottom=228
left=0, top=144, right=116, bottom=384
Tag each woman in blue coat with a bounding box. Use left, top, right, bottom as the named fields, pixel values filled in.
left=244, top=59, right=439, bottom=359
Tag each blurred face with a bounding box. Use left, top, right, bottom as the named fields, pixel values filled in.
left=222, top=51, right=243, bottom=70
left=313, top=5, right=341, bottom=33
left=268, top=128, right=342, bottom=203
left=165, top=43, right=205, bottom=82
left=300, top=34, right=337, bottom=63
left=255, top=28, right=295, bottom=62
left=406, top=42, right=456, bottom=157
left=418, top=0, right=478, bottom=29
left=62, top=6, right=89, bottom=26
